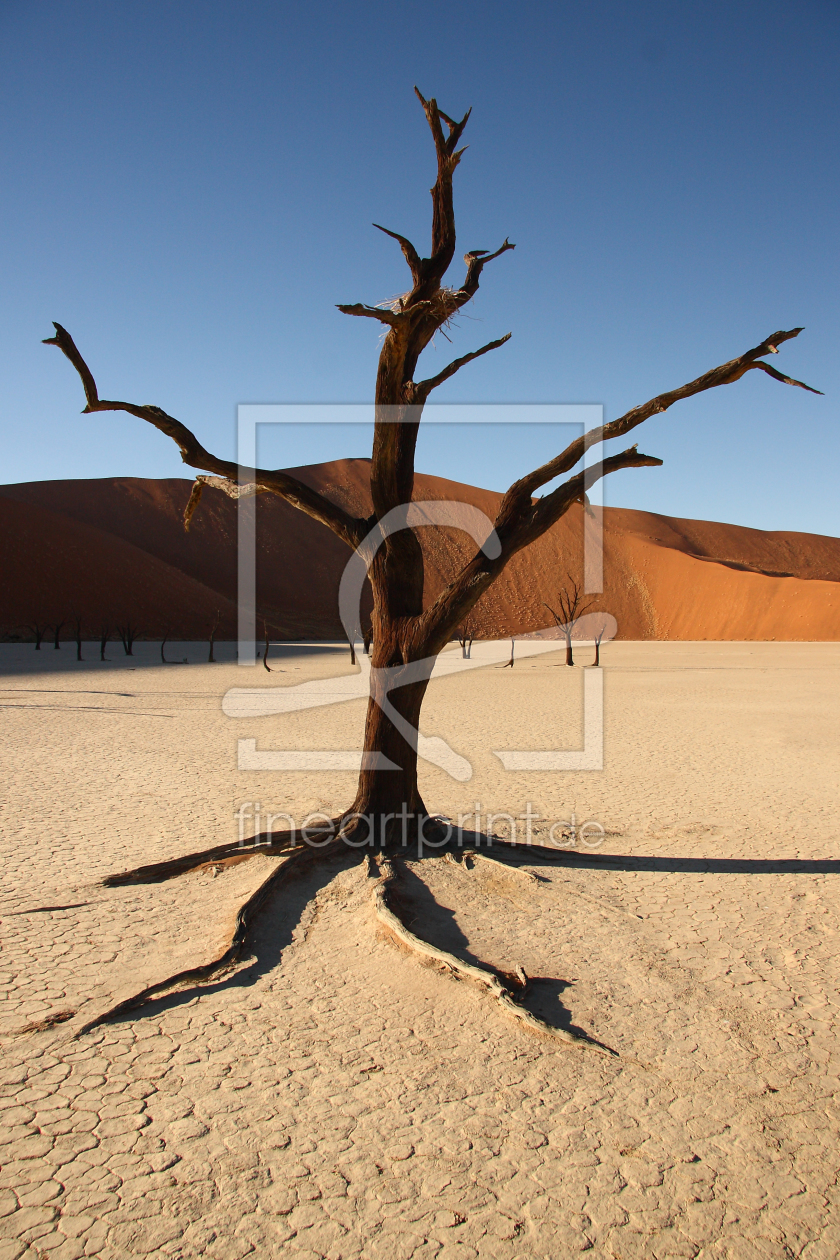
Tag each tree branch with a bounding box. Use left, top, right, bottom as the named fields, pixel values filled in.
left=455, top=238, right=516, bottom=305
left=750, top=359, right=822, bottom=393
left=372, top=224, right=422, bottom=286
left=420, top=446, right=662, bottom=647
left=336, top=303, right=405, bottom=327
left=414, top=86, right=471, bottom=274
left=414, top=333, right=511, bottom=401
left=496, top=327, right=821, bottom=529
left=44, top=322, right=364, bottom=547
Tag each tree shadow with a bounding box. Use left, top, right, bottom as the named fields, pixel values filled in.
left=106, top=850, right=355, bottom=1024
left=513, top=850, right=840, bottom=875
left=395, top=854, right=598, bottom=1045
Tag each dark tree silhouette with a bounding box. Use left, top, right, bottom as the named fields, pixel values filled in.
left=116, top=623, right=139, bottom=656
left=590, top=614, right=609, bottom=667
left=545, top=576, right=596, bottom=667
left=99, top=625, right=111, bottom=662
left=207, top=611, right=220, bottom=663
left=53, top=620, right=65, bottom=650
left=71, top=615, right=84, bottom=662
left=457, top=622, right=474, bottom=659
left=45, top=90, right=820, bottom=1046
left=27, top=622, right=48, bottom=650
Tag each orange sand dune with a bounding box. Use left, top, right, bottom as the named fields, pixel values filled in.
left=2, top=460, right=839, bottom=640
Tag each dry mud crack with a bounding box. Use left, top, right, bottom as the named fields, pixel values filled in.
left=1, top=642, right=839, bottom=1258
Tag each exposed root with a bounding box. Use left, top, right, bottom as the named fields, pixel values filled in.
left=75, top=837, right=344, bottom=1037
left=101, top=838, right=295, bottom=886
left=12, top=1009, right=76, bottom=1035
left=458, top=848, right=539, bottom=882
left=367, top=853, right=615, bottom=1054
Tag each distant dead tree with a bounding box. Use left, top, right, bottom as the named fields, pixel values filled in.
left=503, top=637, right=516, bottom=668
left=207, top=610, right=220, bottom=663
left=52, top=620, right=65, bottom=650
left=161, top=629, right=188, bottom=664
left=346, top=629, right=357, bottom=666
left=99, top=625, right=111, bottom=662
left=116, top=623, right=139, bottom=656
left=45, top=87, right=821, bottom=1047
left=71, top=615, right=84, bottom=662
left=362, top=621, right=373, bottom=656
left=262, top=620, right=273, bottom=672
left=545, top=576, right=596, bottom=667
left=590, top=613, right=609, bottom=667
left=457, top=621, right=474, bottom=659
left=27, top=622, right=48, bottom=650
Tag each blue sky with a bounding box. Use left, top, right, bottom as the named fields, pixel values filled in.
left=1, top=0, right=837, bottom=535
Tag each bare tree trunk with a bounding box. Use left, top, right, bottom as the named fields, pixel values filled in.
left=53, top=621, right=65, bottom=650
left=28, top=624, right=46, bottom=650
left=346, top=663, right=431, bottom=836
left=565, top=633, right=574, bottom=667
left=208, top=611, right=220, bottom=663
left=73, top=618, right=83, bottom=662
left=117, top=624, right=138, bottom=656
left=593, top=633, right=602, bottom=667
left=161, top=631, right=170, bottom=664
left=99, top=627, right=110, bottom=661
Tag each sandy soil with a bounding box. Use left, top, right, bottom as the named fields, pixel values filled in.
left=1, top=640, right=839, bottom=1259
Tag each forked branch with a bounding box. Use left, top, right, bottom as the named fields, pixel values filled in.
left=372, top=224, right=422, bottom=285
left=44, top=322, right=363, bottom=548
left=497, top=328, right=821, bottom=527
left=414, top=333, right=512, bottom=401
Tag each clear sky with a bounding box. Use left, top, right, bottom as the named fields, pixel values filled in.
left=1, top=0, right=837, bottom=536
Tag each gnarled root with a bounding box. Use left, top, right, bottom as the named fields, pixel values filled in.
left=75, top=833, right=345, bottom=1037
left=367, top=853, right=614, bottom=1054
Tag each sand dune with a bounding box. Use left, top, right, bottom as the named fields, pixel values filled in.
left=2, top=459, right=839, bottom=640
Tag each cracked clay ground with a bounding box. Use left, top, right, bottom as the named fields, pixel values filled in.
left=1, top=640, right=839, bottom=1259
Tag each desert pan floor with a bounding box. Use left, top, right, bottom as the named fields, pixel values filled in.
left=1, top=640, right=839, bottom=1259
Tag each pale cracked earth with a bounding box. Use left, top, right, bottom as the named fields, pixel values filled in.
left=1, top=640, right=839, bottom=1259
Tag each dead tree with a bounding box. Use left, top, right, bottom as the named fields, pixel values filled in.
left=53, top=621, right=65, bottom=650
left=545, top=576, right=595, bottom=666
left=591, top=615, right=609, bottom=667
left=262, top=620, right=273, bottom=672
left=27, top=622, right=48, bottom=650
left=207, top=610, right=220, bottom=663
left=116, top=623, right=138, bottom=656
left=72, top=616, right=84, bottom=662
left=99, top=625, right=110, bottom=662
left=457, top=622, right=474, bottom=659
left=45, top=89, right=821, bottom=1047
left=503, top=637, right=515, bottom=668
